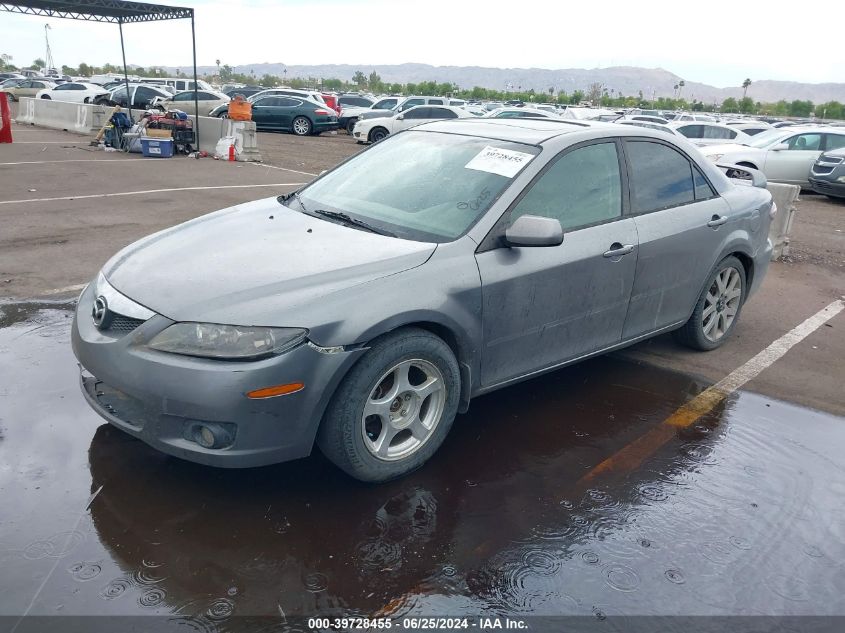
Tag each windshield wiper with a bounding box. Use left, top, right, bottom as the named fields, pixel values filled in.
left=312, top=209, right=396, bottom=237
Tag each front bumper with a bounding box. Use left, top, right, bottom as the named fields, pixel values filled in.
left=809, top=178, right=845, bottom=199
left=72, top=281, right=364, bottom=468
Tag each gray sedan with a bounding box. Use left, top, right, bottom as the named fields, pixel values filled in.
left=72, top=119, right=775, bottom=482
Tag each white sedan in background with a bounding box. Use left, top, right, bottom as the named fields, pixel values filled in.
left=700, top=126, right=845, bottom=187
left=160, top=89, right=230, bottom=116
left=484, top=107, right=560, bottom=120
left=353, top=105, right=473, bottom=144
left=35, top=81, right=109, bottom=103
left=672, top=121, right=752, bottom=146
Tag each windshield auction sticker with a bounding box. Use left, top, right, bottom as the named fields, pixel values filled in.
left=465, top=146, right=534, bottom=178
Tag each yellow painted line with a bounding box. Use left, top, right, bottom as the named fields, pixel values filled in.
left=581, top=299, right=844, bottom=483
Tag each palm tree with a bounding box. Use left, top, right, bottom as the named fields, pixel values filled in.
left=215, top=58, right=221, bottom=78
left=678, top=80, right=685, bottom=99
left=742, top=78, right=752, bottom=99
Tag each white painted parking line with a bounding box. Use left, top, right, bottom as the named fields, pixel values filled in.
left=582, top=298, right=845, bottom=482
left=0, top=183, right=305, bottom=205
left=0, top=159, right=151, bottom=166
left=249, top=162, right=318, bottom=177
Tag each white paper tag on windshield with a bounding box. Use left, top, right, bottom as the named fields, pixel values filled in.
left=465, top=146, right=534, bottom=178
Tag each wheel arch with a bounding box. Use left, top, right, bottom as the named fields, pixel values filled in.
left=339, top=315, right=474, bottom=415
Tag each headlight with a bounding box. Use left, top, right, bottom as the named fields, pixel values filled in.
left=708, top=154, right=724, bottom=162
left=148, top=323, right=307, bottom=360
left=837, top=176, right=845, bottom=184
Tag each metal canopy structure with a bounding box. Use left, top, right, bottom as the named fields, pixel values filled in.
left=0, top=0, right=192, bottom=22
left=1, top=0, right=200, bottom=145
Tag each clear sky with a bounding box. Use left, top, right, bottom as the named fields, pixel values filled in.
left=1, top=0, right=842, bottom=87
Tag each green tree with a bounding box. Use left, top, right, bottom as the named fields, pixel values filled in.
left=817, top=101, right=844, bottom=120
left=788, top=100, right=813, bottom=117
left=367, top=70, right=382, bottom=92
left=260, top=73, right=280, bottom=87
left=32, top=57, right=45, bottom=69
left=0, top=53, right=14, bottom=71
left=721, top=97, right=739, bottom=113
left=77, top=62, right=92, bottom=77
left=352, top=71, right=367, bottom=87
left=739, top=96, right=755, bottom=114
left=570, top=90, right=585, bottom=105
left=742, top=78, right=752, bottom=98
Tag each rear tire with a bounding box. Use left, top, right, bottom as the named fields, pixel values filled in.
left=675, top=255, right=747, bottom=351
left=291, top=116, right=312, bottom=136
left=317, top=328, right=460, bottom=483
left=346, top=119, right=356, bottom=134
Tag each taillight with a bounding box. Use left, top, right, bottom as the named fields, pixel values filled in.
left=314, top=109, right=330, bottom=115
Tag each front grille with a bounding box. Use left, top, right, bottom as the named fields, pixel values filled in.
left=811, top=180, right=832, bottom=191
left=812, top=165, right=835, bottom=175
left=818, top=156, right=844, bottom=165
left=106, top=313, right=146, bottom=333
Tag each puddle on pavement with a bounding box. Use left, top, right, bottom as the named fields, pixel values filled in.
left=1, top=305, right=844, bottom=627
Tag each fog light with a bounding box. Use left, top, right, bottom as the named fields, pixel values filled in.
left=186, top=422, right=236, bottom=449
left=198, top=426, right=215, bottom=448
left=837, top=176, right=845, bottom=184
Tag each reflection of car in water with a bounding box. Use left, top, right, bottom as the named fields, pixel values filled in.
left=86, top=356, right=727, bottom=620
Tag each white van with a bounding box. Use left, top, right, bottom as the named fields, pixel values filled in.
left=139, top=77, right=212, bottom=92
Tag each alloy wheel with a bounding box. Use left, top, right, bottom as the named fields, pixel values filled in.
left=703, top=266, right=742, bottom=342
left=361, top=359, right=446, bottom=461
left=293, top=117, right=310, bottom=135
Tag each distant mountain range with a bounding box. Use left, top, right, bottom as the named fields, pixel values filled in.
left=160, top=63, right=845, bottom=104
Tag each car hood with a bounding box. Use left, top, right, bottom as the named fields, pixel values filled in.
left=103, top=197, right=436, bottom=325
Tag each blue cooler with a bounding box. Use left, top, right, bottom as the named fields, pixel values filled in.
left=140, top=138, right=174, bottom=158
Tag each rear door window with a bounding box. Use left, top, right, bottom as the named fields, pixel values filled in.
left=626, top=140, right=696, bottom=213
left=677, top=124, right=703, bottom=138
left=703, top=126, right=735, bottom=139
left=824, top=134, right=845, bottom=151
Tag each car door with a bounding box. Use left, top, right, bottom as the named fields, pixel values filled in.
left=134, top=86, right=160, bottom=109
left=764, top=132, right=823, bottom=185
left=621, top=139, right=732, bottom=339
left=395, top=107, right=431, bottom=132
left=250, top=97, right=280, bottom=128
left=475, top=140, right=638, bottom=387
left=22, top=81, right=43, bottom=98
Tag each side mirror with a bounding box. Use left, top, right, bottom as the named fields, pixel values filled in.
left=505, top=215, right=563, bottom=247
left=772, top=143, right=789, bottom=151
left=396, top=114, right=404, bottom=120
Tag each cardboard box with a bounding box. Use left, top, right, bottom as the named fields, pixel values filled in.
left=146, top=128, right=172, bottom=139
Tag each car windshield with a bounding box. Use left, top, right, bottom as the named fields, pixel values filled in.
left=747, top=129, right=792, bottom=148
left=296, top=131, right=539, bottom=242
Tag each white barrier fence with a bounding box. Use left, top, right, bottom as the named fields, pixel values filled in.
left=15, top=97, right=261, bottom=162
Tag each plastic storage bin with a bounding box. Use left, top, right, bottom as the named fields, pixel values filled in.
left=140, top=138, right=174, bottom=158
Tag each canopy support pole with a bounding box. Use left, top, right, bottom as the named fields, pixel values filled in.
left=118, top=18, right=131, bottom=123
left=191, top=11, right=200, bottom=154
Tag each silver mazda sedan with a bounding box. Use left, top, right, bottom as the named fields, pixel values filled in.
left=73, top=118, right=775, bottom=482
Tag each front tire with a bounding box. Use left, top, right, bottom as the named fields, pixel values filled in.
left=291, top=116, right=312, bottom=136
left=346, top=119, right=356, bottom=134
left=368, top=127, right=389, bottom=143
left=317, top=328, right=460, bottom=482
left=675, top=255, right=747, bottom=351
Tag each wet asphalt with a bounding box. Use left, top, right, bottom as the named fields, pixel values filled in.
left=1, top=303, right=844, bottom=632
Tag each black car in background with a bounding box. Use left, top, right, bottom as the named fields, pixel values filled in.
left=809, top=148, right=845, bottom=199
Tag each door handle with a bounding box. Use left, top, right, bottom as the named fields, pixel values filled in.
left=707, top=215, right=728, bottom=228
left=603, top=243, right=635, bottom=258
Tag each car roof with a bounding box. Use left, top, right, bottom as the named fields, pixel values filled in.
left=413, top=117, right=601, bottom=144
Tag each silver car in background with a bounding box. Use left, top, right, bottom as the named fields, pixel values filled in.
left=73, top=119, right=774, bottom=482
